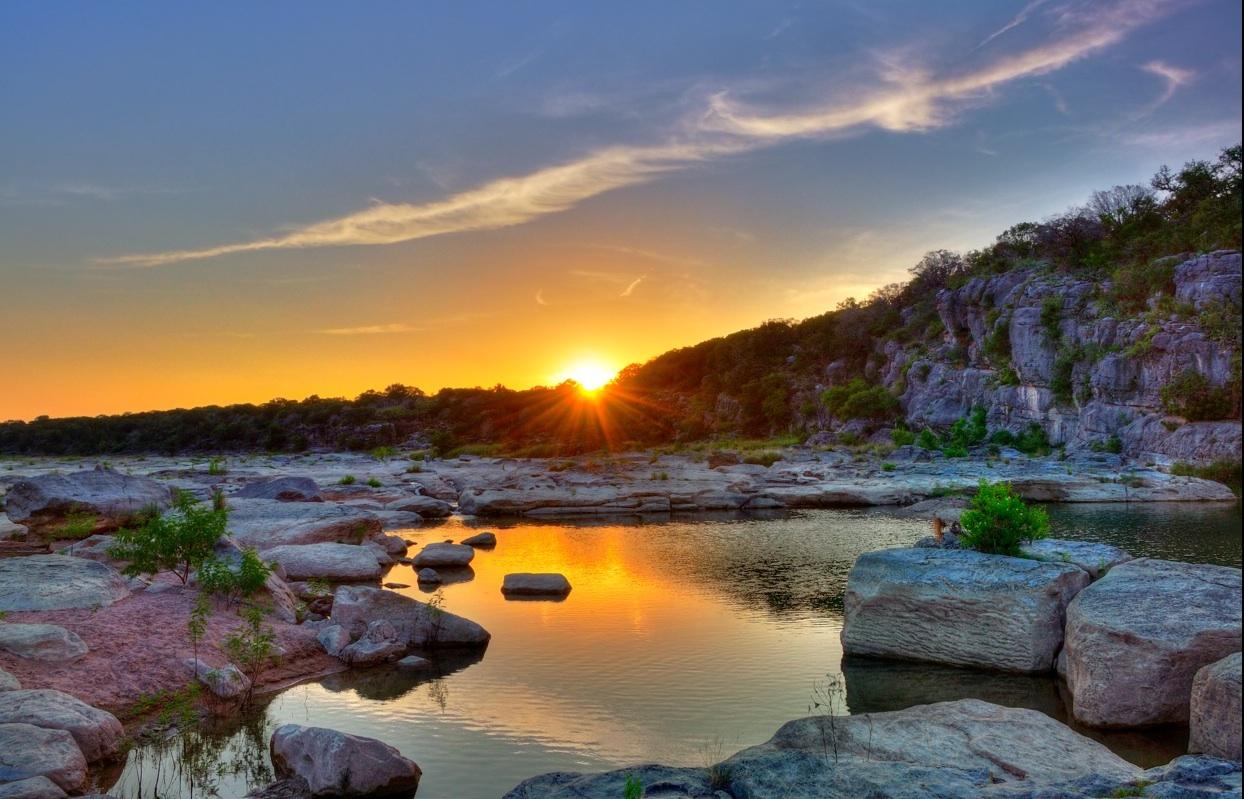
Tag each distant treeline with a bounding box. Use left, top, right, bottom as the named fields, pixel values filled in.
left=2, top=145, right=1239, bottom=457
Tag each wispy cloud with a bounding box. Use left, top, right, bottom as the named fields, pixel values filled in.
left=320, top=323, right=420, bottom=336
left=535, top=289, right=549, bottom=306
left=95, top=0, right=1178, bottom=269
left=620, top=274, right=646, bottom=297
left=977, top=0, right=1050, bottom=49
left=495, top=48, right=544, bottom=79
left=1141, top=59, right=1196, bottom=105
left=1119, top=118, right=1243, bottom=149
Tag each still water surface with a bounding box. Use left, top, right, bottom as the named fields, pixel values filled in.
left=111, top=503, right=1241, bottom=798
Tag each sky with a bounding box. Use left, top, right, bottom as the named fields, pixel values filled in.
left=1, top=0, right=1240, bottom=420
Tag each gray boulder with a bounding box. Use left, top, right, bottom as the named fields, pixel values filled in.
left=501, top=573, right=571, bottom=597
left=461, top=532, right=496, bottom=547
left=184, top=658, right=251, bottom=701
left=841, top=548, right=1089, bottom=673
left=269, top=724, right=421, bottom=797
left=416, top=568, right=441, bottom=584
left=0, top=555, right=129, bottom=612
left=0, top=724, right=86, bottom=794
left=234, top=477, right=323, bottom=503
left=0, top=689, right=125, bottom=762
left=386, top=496, right=452, bottom=518
left=0, top=624, right=88, bottom=662
left=1189, top=652, right=1242, bottom=761
left=227, top=499, right=382, bottom=548
left=259, top=543, right=383, bottom=582
left=412, top=542, right=474, bottom=568
left=0, top=776, right=68, bottom=798
left=52, top=534, right=119, bottom=564
left=1019, top=538, right=1132, bottom=580
left=338, top=620, right=405, bottom=666
left=3, top=469, right=171, bottom=534
left=315, top=625, right=351, bottom=658
left=1062, top=558, right=1242, bottom=727
left=330, top=586, right=490, bottom=648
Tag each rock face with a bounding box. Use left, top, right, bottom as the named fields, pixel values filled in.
left=841, top=548, right=1090, bottom=673
left=1062, top=558, right=1242, bottom=727
left=330, top=586, right=490, bottom=648
left=0, top=723, right=86, bottom=794
left=259, top=543, right=383, bottom=582
left=501, top=573, right=571, bottom=597
left=1019, top=539, right=1132, bottom=580
left=412, top=542, right=474, bottom=568
left=1189, top=652, right=1242, bottom=761
left=234, top=477, right=324, bottom=503
left=3, top=469, right=171, bottom=534
left=0, top=689, right=124, bottom=762
left=503, top=699, right=1140, bottom=799
left=0, top=624, right=88, bottom=662
left=0, top=555, right=129, bottom=612
left=269, top=724, right=422, bottom=797
left=184, top=658, right=251, bottom=701
left=227, top=499, right=382, bottom=548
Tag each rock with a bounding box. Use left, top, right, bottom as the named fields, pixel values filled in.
left=385, top=496, right=452, bottom=518
left=338, top=620, right=405, bottom=666
left=396, top=655, right=432, bottom=672
left=376, top=534, right=408, bottom=557
left=0, top=515, right=27, bottom=542
left=412, top=542, right=474, bottom=568
left=0, top=667, right=19, bottom=691
left=893, top=497, right=968, bottom=521
left=315, top=625, right=351, bottom=658
left=234, top=477, right=324, bottom=503
left=842, top=547, right=1090, bottom=673
left=0, top=624, right=88, bottom=662
left=1019, top=539, right=1132, bottom=580
left=0, top=776, right=68, bottom=799
left=0, top=690, right=124, bottom=762
left=51, top=534, right=118, bottom=564
left=184, top=658, right=251, bottom=701
left=0, top=555, right=129, bottom=612
left=460, top=532, right=496, bottom=548
left=1063, top=558, right=1242, bottom=727
left=259, top=543, right=383, bottom=582
left=1175, top=250, right=1241, bottom=311
left=501, top=573, right=571, bottom=597
left=0, top=724, right=86, bottom=794
left=269, top=724, right=421, bottom=797
left=227, top=499, right=382, bottom=548
left=330, top=586, right=490, bottom=648
left=503, top=699, right=1139, bottom=798
left=3, top=469, right=171, bottom=534
left=416, top=568, right=441, bottom=584
left=211, top=538, right=301, bottom=623
left=1189, top=652, right=1242, bottom=761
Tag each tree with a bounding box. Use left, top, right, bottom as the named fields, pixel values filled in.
left=959, top=481, right=1049, bottom=556
left=109, top=492, right=227, bottom=584
left=909, top=250, right=965, bottom=291
left=1089, top=184, right=1157, bottom=229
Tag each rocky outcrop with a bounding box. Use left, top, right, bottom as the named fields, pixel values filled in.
left=841, top=548, right=1089, bottom=673
left=0, top=555, right=129, bottom=612
left=329, top=586, right=490, bottom=649
left=234, top=477, right=324, bottom=502
left=3, top=469, right=171, bottom=535
left=1189, top=652, right=1242, bottom=761
left=269, top=724, right=421, bottom=797
left=0, top=624, right=88, bottom=662
left=227, top=499, right=382, bottom=548
left=501, top=573, right=571, bottom=597
left=259, top=543, right=383, bottom=582
left=0, top=689, right=124, bottom=762
left=0, top=724, right=86, bottom=794
left=1062, top=558, right=1242, bottom=727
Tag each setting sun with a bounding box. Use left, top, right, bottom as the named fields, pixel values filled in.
left=558, top=360, right=616, bottom=393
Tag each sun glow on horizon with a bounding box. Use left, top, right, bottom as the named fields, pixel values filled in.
left=557, top=360, right=617, bottom=393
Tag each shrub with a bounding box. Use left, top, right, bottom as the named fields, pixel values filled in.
left=207, top=457, right=227, bottom=476
left=1039, top=297, right=1063, bottom=343
left=881, top=462, right=897, bottom=472
left=197, top=548, right=272, bottom=604
left=890, top=427, right=916, bottom=446
left=109, top=493, right=227, bottom=584
left=223, top=604, right=276, bottom=706
left=1111, top=259, right=1176, bottom=313
left=370, top=446, right=396, bottom=461
left=1160, top=369, right=1234, bottom=421
left=366, top=477, right=383, bottom=488
left=959, top=481, right=1050, bottom=556
left=1171, top=459, right=1242, bottom=495
left=821, top=378, right=900, bottom=422
left=338, top=475, right=357, bottom=485
left=917, top=428, right=939, bottom=450
left=58, top=511, right=97, bottom=540
left=1051, top=346, right=1080, bottom=405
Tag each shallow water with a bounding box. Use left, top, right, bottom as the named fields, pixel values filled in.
left=108, top=503, right=1242, bottom=798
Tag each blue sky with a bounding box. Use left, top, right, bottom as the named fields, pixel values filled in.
left=1, top=0, right=1240, bottom=418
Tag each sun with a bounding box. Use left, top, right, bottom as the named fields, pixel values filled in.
left=559, top=360, right=616, bottom=394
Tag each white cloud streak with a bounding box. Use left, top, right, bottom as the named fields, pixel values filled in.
left=320, top=323, right=420, bottom=336
left=1141, top=60, right=1196, bottom=105
left=620, top=275, right=646, bottom=297
left=96, top=0, right=1179, bottom=269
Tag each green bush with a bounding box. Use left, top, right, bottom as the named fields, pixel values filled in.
left=959, top=481, right=1050, bottom=556
left=109, top=493, right=227, bottom=584
left=1039, top=296, right=1063, bottom=343
left=821, top=378, right=900, bottom=422
left=890, top=427, right=916, bottom=446
left=917, top=428, right=939, bottom=450
left=338, top=475, right=357, bottom=485
left=197, top=548, right=272, bottom=603
left=1171, top=459, right=1242, bottom=495
left=1160, top=369, right=1234, bottom=421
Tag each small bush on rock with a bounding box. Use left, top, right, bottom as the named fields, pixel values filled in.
left=110, top=492, right=227, bottom=584
left=960, top=480, right=1050, bottom=556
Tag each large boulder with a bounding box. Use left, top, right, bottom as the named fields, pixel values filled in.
left=0, top=624, right=88, bottom=662
left=0, top=724, right=86, bottom=794
left=412, top=543, right=473, bottom=568
left=0, top=689, right=125, bottom=762
left=841, top=548, right=1090, bottom=673
left=501, top=573, right=571, bottom=597
left=1062, top=558, right=1242, bottom=727
left=0, top=555, right=129, bottom=613
left=0, top=776, right=68, bottom=799
left=269, top=724, right=421, bottom=797
left=226, top=499, right=382, bottom=548
left=0, top=515, right=26, bottom=542
left=460, top=532, right=496, bottom=548
left=234, top=477, right=324, bottom=503
left=1189, top=652, right=1242, bottom=761
left=3, top=469, right=171, bottom=534
left=330, top=586, right=490, bottom=648
left=259, top=543, right=383, bottom=582
left=503, top=699, right=1140, bottom=798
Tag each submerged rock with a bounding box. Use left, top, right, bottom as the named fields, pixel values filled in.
left=0, top=689, right=124, bottom=762
left=259, top=543, right=383, bottom=582
left=0, top=555, right=129, bottom=613
left=501, top=573, right=571, bottom=597
left=3, top=469, right=171, bottom=534
left=269, top=724, right=421, bottom=797
left=412, top=542, right=474, bottom=568
left=234, top=477, right=324, bottom=503
left=0, top=723, right=86, bottom=794
left=184, top=658, right=251, bottom=701
left=841, top=547, right=1089, bottom=673
left=460, top=531, right=496, bottom=547
left=330, top=586, right=489, bottom=648
left=1062, top=558, right=1241, bottom=727
left=1189, top=652, right=1242, bottom=761
left=0, top=624, right=88, bottom=662
left=416, top=568, right=441, bottom=584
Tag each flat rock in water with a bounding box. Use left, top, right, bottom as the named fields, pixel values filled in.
left=0, top=689, right=125, bottom=762
left=396, top=655, right=432, bottom=671
left=1063, top=558, right=1242, bottom=727
left=501, top=573, right=571, bottom=597
left=269, top=723, right=421, bottom=797
left=259, top=543, right=383, bottom=582
left=461, top=532, right=496, bottom=547
left=0, top=723, right=86, bottom=794
left=0, top=555, right=129, bottom=613
left=0, top=775, right=68, bottom=798
left=412, top=542, right=474, bottom=568
left=330, top=586, right=490, bottom=648
left=234, top=477, right=324, bottom=503
left=1020, top=539, right=1132, bottom=580
left=1189, top=652, right=1242, bottom=761
left=2, top=469, right=171, bottom=534
left=0, top=624, right=88, bottom=662
left=416, top=568, right=441, bottom=584
left=227, top=499, right=382, bottom=548
left=841, top=547, right=1089, bottom=673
